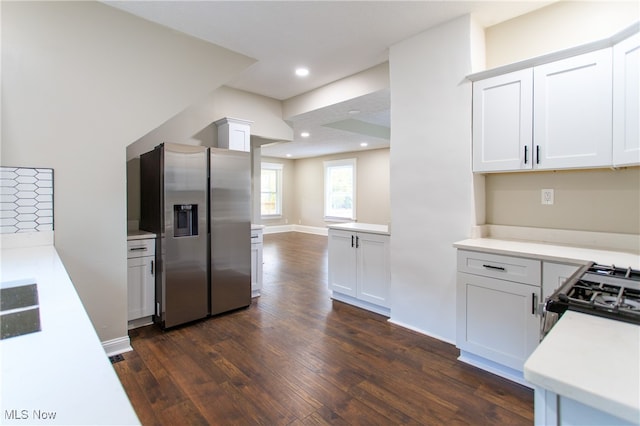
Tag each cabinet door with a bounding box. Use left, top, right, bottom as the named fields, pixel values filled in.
left=472, top=69, right=533, bottom=172
left=356, top=233, right=390, bottom=308
left=457, top=272, right=541, bottom=371
left=534, top=49, right=613, bottom=169
left=251, top=242, right=263, bottom=296
left=613, top=33, right=640, bottom=167
left=328, top=229, right=357, bottom=297
left=127, top=256, right=155, bottom=320
left=542, top=262, right=580, bottom=301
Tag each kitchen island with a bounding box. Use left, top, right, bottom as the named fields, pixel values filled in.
left=524, top=311, right=639, bottom=425
left=0, top=237, right=140, bottom=425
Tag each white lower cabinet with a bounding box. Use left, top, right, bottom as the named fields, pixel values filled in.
left=457, top=271, right=541, bottom=371
left=456, top=250, right=541, bottom=379
left=127, top=238, right=155, bottom=328
left=456, top=249, right=586, bottom=384
left=251, top=228, right=263, bottom=297
left=328, top=228, right=390, bottom=316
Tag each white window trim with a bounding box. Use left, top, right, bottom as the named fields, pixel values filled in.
left=261, top=162, right=283, bottom=218
left=323, top=158, right=357, bottom=222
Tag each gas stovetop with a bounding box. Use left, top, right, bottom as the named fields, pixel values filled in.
left=545, top=263, right=640, bottom=326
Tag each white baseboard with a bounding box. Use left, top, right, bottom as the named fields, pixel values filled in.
left=293, top=225, right=328, bottom=236
left=102, top=335, right=132, bottom=357
left=263, top=224, right=328, bottom=236
left=128, top=316, right=153, bottom=330
left=263, top=224, right=294, bottom=234
left=386, top=318, right=455, bottom=345
left=457, top=350, right=532, bottom=388
left=331, top=292, right=390, bottom=317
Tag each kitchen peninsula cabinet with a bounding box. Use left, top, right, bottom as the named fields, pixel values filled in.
left=328, top=223, right=390, bottom=316
left=525, top=311, right=640, bottom=426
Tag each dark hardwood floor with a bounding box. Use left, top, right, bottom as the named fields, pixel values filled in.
left=114, top=232, right=533, bottom=425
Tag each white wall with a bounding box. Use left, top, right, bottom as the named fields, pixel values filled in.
left=486, top=1, right=640, bottom=68
left=126, top=86, right=294, bottom=227
left=1, top=1, right=253, bottom=345
left=388, top=15, right=481, bottom=342
left=126, top=86, right=293, bottom=161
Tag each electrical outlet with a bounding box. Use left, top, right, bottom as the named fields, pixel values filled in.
left=541, top=189, right=554, bottom=205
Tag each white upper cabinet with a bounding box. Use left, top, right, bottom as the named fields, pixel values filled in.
left=613, top=33, right=640, bottom=167
left=470, top=25, right=639, bottom=173
left=533, top=49, right=612, bottom=170
left=472, top=69, right=533, bottom=172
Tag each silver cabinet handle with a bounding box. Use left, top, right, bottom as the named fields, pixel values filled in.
left=356, top=236, right=359, bottom=248
left=130, top=247, right=148, bottom=251
left=532, top=292, right=538, bottom=315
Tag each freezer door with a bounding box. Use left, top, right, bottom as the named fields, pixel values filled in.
left=209, top=148, right=251, bottom=315
left=162, top=143, right=209, bottom=328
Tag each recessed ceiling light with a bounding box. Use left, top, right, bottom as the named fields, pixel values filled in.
left=286, top=154, right=292, bottom=158
left=295, top=67, right=309, bottom=77
left=360, top=142, right=369, bottom=147
left=300, top=131, right=310, bottom=138
left=349, top=109, right=361, bottom=115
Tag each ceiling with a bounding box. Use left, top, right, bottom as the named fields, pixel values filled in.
left=104, top=1, right=552, bottom=158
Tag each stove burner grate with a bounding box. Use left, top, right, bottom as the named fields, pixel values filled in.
left=562, top=278, right=640, bottom=316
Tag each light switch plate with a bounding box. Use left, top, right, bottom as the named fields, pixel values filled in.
left=541, top=189, right=554, bottom=205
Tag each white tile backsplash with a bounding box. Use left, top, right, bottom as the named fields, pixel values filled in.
left=0, top=167, right=54, bottom=234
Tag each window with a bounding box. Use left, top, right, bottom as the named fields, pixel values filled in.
left=324, top=158, right=356, bottom=220
left=261, top=162, right=283, bottom=217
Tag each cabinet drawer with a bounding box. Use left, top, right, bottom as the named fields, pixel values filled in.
left=457, top=250, right=540, bottom=285
left=127, top=238, right=155, bottom=259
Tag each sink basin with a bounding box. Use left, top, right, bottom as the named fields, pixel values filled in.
left=1, top=279, right=41, bottom=340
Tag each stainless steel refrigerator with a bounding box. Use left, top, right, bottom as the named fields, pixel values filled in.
left=139, top=143, right=251, bottom=329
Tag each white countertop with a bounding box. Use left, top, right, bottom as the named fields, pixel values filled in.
left=327, top=222, right=390, bottom=235
left=454, top=238, right=640, bottom=269
left=0, top=242, right=140, bottom=425
left=524, top=311, right=640, bottom=424
left=127, top=230, right=156, bottom=240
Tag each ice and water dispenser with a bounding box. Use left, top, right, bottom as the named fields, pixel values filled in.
left=173, top=204, right=198, bottom=237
